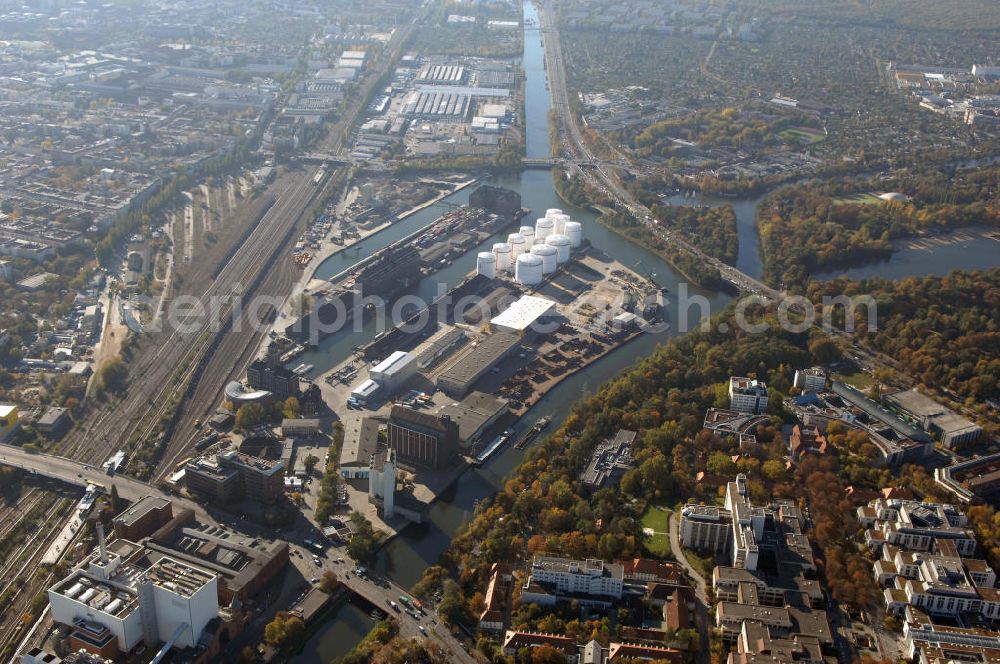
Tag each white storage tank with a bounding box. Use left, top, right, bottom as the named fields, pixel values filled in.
left=492, top=242, right=513, bottom=272
left=553, top=213, right=571, bottom=234
left=519, top=225, right=536, bottom=248
left=564, top=221, right=583, bottom=248
left=507, top=232, right=527, bottom=259
left=545, top=208, right=563, bottom=219
left=530, top=244, right=558, bottom=274
left=546, top=234, right=572, bottom=263
left=535, top=217, right=554, bottom=242
left=477, top=251, right=497, bottom=279
left=514, top=253, right=544, bottom=286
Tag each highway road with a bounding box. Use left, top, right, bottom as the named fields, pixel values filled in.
left=538, top=7, right=780, bottom=301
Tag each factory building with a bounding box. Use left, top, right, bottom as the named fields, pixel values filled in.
left=401, top=91, right=471, bottom=119
left=436, top=391, right=509, bottom=445
left=437, top=331, right=522, bottom=397
left=417, top=64, right=468, bottom=85
left=469, top=185, right=521, bottom=217
left=246, top=357, right=299, bottom=399
left=112, top=496, right=173, bottom=542
left=386, top=405, right=460, bottom=469
left=48, top=527, right=219, bottom=659
left=353, top=245, right=421, bottom=298
left=884, top=388, right=982, bottom=449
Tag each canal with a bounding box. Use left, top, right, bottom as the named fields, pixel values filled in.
left=297, top=0, right=731, bottom=597
left=292, top=1, right=1000, bottom=653
left=289, top=599, right=376, bottom=664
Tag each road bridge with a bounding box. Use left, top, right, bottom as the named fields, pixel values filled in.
left=0, top=443, right=214, bottom=524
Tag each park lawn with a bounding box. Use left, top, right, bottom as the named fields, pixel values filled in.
left=831, top=192, right=882, bottom=206
left=779, top=126, right=825, bottom=145
left=639, top=505, right=671, bottom=558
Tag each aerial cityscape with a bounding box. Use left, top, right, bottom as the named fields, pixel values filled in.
left=0, top=0, right=998, bottom=663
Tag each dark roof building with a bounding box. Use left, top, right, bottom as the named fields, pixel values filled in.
left=386, top=405, right=460, bottom=469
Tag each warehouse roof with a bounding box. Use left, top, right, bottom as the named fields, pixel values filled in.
left=438, top=332, right=521, bottom=387
left=372, top=351, right=415, bottom=376
left=491, top=295, right=556, bottom=332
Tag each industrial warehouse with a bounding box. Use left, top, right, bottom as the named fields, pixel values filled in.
left=296, top=192, right=666, bottom=533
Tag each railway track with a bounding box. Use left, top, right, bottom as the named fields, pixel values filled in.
left=0, top=496, right=73, bottom=659
left=58, top=169, right=318, bottom=469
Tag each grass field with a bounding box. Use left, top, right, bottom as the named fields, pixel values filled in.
left=780, top=126, right=826, bottom=145
left=833, top=370, right=873, bottom=389
left=831, top=192, right=882, bottom=206
left=640, top=505, right=671, bottom=558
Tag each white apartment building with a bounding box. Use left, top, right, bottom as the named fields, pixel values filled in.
left=858, top=498, right=976, bottom=556
left=728, top=377, right=769, bottom=414
left=525, top=556, right=623, bottom=600
left=679, top=505, right=733, bottom=553
left=793, top=367, right=826, bottom=393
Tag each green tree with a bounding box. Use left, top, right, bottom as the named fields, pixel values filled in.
left=706, top=452, right=736, bottom=476
left=762, top=459, right=788, bottom=483
left=303, top=454, right=320, bottom=474
left=319, top=570, right=340, bottom=593
left=282, top=396, right=301, bottom=419
left=97, top=358, right=128, bottom=396
left=438, top=579, right=472, bottom=627
left=236, top=403, right=265, bottom=431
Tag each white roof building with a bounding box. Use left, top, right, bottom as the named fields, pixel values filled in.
left=490, top=295, right=556, bottom=334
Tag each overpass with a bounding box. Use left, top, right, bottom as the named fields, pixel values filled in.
left=0, top=443, right=215, bottom=524
left=522, top=157, right=559, bottom=168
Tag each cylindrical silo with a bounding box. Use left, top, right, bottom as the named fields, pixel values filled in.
left=519, top=225, right=535, bottom=248
left=477, top=251, right=497, bottom=278
left=546, top=234, right=571, bottom=263
left=514, top=253, right=544, bottom=286
left=535, top=217, right=554, bottom=242
left=530, top=244, right=558, bottom=274
left=563, top=221, right=582, bottom=248
left=545, top=208, right=563, bottom=219
left=553, top=213, right=570, bottom=234
left=507, top=232, right=526, bottom=260
left=492, top=242, right=512, bottom=272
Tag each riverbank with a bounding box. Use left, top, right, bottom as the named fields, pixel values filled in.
left=264, top=176, right=480, bottom=353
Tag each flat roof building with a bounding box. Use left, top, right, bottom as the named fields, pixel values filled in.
left=48, top=536, right=219, bottom=658
left=437, top=331, right=521, bottom=397
left=369, top=351, right=417, bottom=394
left=885, top=388, right=982, bottom=449
left=729, top=377, right=768, bottom=414
left=580, top=429, right=636, bottom=488
left=112, top=496, right=173, bottom=541
left=435, top=391, right=508, bottom=445
left=490, top=295, right=556, bottom=334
